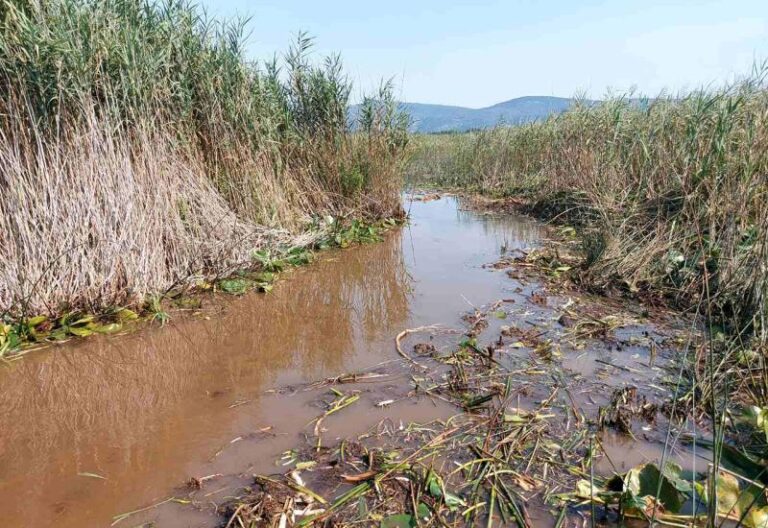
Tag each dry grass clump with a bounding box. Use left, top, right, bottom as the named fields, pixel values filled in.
left=0, top=0, right=408, bottom=317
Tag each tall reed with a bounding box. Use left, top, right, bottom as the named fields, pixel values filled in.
left=408, top=71, right=768, bottom=471
left=409, top=75, right=768, bottom=328
left=0, top=0, right=408, bottom=317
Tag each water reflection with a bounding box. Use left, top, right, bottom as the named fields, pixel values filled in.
left=0, top=230, right=410, bottom=527
left=0, top=197, right=543, bottom=527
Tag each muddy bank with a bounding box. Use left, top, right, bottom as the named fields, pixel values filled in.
left=0, top=218, right=401, bottom=360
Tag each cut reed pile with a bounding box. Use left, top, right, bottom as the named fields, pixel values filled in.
left=0, top=0, right=408, bottom=319
left=407, top=72, right=768, bottom=463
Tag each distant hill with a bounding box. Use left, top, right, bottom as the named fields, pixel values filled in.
left=350, top=96, right=582, bottom=133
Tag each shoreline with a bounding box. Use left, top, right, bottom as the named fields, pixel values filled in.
left=0, top=216, right=404, bottom=360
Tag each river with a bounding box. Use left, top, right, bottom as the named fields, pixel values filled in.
left=0, top=196, right=549, bottom=527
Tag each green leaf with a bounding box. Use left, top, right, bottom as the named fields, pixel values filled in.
left=357, top=496, right=368, bottom=518
left=427, top=473, right=442, bottom=497
left=48, top=328, right=69, bottom=341
left=219, top=278, right=251, bottom=295
left=93, top=323, right=122, bottom=334
left=714, top=472, right=743, bottom=519
left=660, top=462, right=694, bottom=494
left=71, top=315, right=95, bottom=326
left=27, top=315, right=48, bottom=327
left=426, top=471, right=465, bottom=510
left=115, top=308, right=139, bottom=322
left=68, top=326, right=94, bottom=337
left=444, top=490, right=466, bottom=508
left=695, top=437, right=766, bottom=483
left=574, top=479, right=610, bottom=503
left=746, top=406, right=768, bottom=442
left=0, top=329, right=21, bottom=350
left=380, top=514, right=416, bottom=528
left=253, top=272, right=275, bottom=283
left=708, top=471, right=767, bottom=522
left=744, top=505, right=768, bottom=528
left=257, top=283, right=274, bottom=293
left=619, top=463, right=685, bottom=513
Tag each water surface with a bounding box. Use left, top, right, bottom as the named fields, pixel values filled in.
left=0, top=197, right=544, bottom=527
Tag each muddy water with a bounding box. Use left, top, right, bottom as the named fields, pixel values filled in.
left=0, top=197, right=545, bottom=527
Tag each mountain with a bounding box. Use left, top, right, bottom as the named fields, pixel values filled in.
left=351, top=96, right=580, bottom=133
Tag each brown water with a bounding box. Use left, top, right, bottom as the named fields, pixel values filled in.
left=0, top=197, right=549, bottom=527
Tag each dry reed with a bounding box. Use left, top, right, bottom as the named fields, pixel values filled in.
left=0, top=0, right=408, bottom=317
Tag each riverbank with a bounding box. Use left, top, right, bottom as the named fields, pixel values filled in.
left=0, top=0, right=408, bottom=355
left=405, top=79, right=768, bottom=524
left=0, top=216, right=403, bottom=359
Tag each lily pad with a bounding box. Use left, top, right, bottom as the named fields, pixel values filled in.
left=622, top=462, right=685, bottom=513
left=744, top=505, right=768, bottom=528
left=219, top=278, right=251, bottom=295
left=68, top=326, right=94, bottom=337
left=93, top=323, right=122, bottom=334
left=707, top=471, right=767, bottom=523
left=27, top=315, right=48, bottom=327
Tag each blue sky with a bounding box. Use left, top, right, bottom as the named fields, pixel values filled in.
left=200, top=0, right=768, bottom=107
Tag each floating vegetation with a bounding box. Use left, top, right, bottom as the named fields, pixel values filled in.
left=561, top=462, right=768, bottom=527
left=1, top=308, right=139, bottom=359
left=168, top=250, right=730, bottom=528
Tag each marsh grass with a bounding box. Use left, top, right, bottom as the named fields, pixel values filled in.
left=0, top=0, right=408, bottom=321
left=407, top=69, right=768, bottom=523
left=408, top=77, right=768, bottom=325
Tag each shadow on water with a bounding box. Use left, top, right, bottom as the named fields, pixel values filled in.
left=0, top=197, right=544, bottom=527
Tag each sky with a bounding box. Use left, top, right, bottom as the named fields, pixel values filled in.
left=200, top=0, right=768, bottom=108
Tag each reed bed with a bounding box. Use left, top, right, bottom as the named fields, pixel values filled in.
left=0, top=0, right=408, bottom=320
left=407, top=72, right=768, bottom=501
left=408, top=78, right=768, bottom=325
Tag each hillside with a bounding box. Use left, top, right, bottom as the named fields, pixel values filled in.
left=352, top=96, right=579, bottom=133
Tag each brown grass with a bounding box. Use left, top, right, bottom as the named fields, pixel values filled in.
left=0, top=0, right=408, bottom=318
left=406, top=73, right=768, bottom=460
